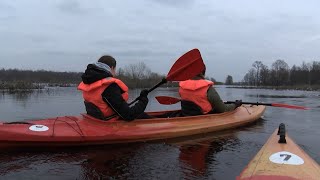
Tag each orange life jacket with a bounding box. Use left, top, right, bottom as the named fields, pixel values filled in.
left=77, top=77, right=129, bottom=121
left=179, top=79, right=214, bottom=114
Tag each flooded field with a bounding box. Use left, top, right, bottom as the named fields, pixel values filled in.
left=0, top=86, right=319, bottom=179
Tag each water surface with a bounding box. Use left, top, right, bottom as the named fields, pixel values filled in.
left=0, top=86, right=319, bottom=180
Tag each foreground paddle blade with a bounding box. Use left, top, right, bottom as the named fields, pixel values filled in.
left=155, top=96, right=181, bottom=105
left=166, top=48, right=205, bottom=81
left=271, top=103, right=309, bottom=110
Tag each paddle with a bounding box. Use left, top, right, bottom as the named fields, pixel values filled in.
left=155, top=96, right=309, bottom=110
left=128, top=48, right=205, bottom=105
left=155, top=96, right=182, bottom=105
left=225, top=101, right=309, bottom=110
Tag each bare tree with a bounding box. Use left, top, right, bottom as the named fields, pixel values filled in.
left=243, top=68, right=256, bottom=86
left=116, top=67, right=125, bottom=77
left=122, top=62, right=157, bottom=88
left=259, top=64, right=269, bottom=86
left=271, top=59, right=289, bottom=86
left=243, top=59, right=320, bottom=87
left=310, top=61, right=320, bottom=85
left=252, top=61, right=263, bottom=86
left=124, top=62, right=151, bottom=79
left=225, top=75, right=233, bottom=85
left=290, top=65, right=299, bottom=85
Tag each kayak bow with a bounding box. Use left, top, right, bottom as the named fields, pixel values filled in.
left=237, top=123, right=320, bottom=180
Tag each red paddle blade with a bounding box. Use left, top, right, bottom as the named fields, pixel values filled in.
left=166, top=48, right=205, bottom=81
left=271, top=103, right=309, bottom=110
left=155, top=96, right=181, bottom=105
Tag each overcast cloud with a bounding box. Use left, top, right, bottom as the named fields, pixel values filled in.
left=1, top=0, right=320, bottom=81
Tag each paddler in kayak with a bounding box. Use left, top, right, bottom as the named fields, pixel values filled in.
left=179, top=65, right=242, bottom=116
left=78, top=55, right=152, bottom=121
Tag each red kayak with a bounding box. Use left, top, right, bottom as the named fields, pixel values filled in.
left=0, top=105, right=265, bottom=149
left=237, top=123, right=320, bottom=180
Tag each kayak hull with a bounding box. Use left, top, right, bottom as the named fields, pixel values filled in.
left=0, top=105, right=265, bottom=149
left=237, top=126, right=320, bottom=180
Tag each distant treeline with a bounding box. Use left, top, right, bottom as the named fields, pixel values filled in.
left=0, top=68, right=82, bottom=84
left=0, top=62, right=223, bottom=91
left=242, top=60, right=320, bottom=89
left=0, top=63, right=172, bottom=90
left=108, top=62, right=223, bottom=88
left=117, top=62, right=222, bottom=87
left=0, top=69, right=82, bottom=90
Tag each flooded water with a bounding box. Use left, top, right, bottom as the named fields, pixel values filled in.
left=0, top=86, right=319, bottom=180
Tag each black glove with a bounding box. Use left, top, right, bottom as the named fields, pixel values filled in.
left=137, top=89, right=149, bottom=101
left=234, top=100, right=242, bottom=108
left=140, top=89, right=149, bottom=97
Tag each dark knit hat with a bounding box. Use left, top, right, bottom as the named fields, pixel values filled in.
left=98, top=55, right=117, bottom=68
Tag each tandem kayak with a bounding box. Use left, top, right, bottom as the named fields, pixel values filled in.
left=237, top=123, right=320, bottom=180
left=0, top=105, right=265, bottom=149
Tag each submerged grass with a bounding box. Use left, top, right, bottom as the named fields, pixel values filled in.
left=0, top=81, right=43, bottom=92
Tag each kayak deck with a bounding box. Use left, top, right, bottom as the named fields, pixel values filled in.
left=0, top=105, right=265, bottom=148
left=237, top=123, right=320, bottom=180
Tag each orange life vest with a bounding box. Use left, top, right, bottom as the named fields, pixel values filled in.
left=179, top=79, right=214, bottom=114
left=77, top=77, right=129, bottom=121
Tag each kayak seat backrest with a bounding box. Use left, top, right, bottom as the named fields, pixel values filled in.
left=181, top=100, right=203, bottom=116
left=84, top=101, right=105, bottom=120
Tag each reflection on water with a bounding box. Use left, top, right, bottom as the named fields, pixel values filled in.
left=0, top=87, right=319, bottom=179
left=175, top=132, right=239, bottom=179
left=80, top=144, right=143, bottom=179
left=246, top=94, right=306, bottom=98
left=0, top=124, right=264, bottom=180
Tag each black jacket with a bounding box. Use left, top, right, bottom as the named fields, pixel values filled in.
left=81, top=64, right=148, bottom=121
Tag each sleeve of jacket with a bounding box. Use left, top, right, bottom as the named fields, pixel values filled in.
left=207, top=86, right=235, bottom=113
left=101, top=83, right=148, bottom=121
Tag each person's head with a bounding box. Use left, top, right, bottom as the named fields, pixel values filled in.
left=98, top=55, right=117, bottom=76
left=196, top=65, right=206, bottom=79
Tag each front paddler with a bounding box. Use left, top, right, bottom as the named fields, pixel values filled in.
left=78, top=55, right=151, bottom=121
left=179, top=65, right=242, bottom=116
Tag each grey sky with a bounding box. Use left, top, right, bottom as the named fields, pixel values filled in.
left=1, top=0, right=320, bottom=81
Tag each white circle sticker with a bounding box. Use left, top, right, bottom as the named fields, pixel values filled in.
left=269, top=151, right=304, bottom=165
left=29, top=125, right=49, bottom=132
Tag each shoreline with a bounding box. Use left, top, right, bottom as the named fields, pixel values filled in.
left=226, top=85, right=320, bottom=91
left=0, top=82, right=77, bottom=92
left=1, top=82, right=320, bottom=92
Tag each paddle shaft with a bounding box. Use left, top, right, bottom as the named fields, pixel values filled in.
left=128, top=78, right=167, bottom=105
left=225, top=101, right=308, bottom=110
left=128, top=48, right=204, bottom=106
left=105, top=80, right=166, bottom=119
left=225, top=101, right=272, bottom=106
left=155, top=96, right=308, bottom=110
